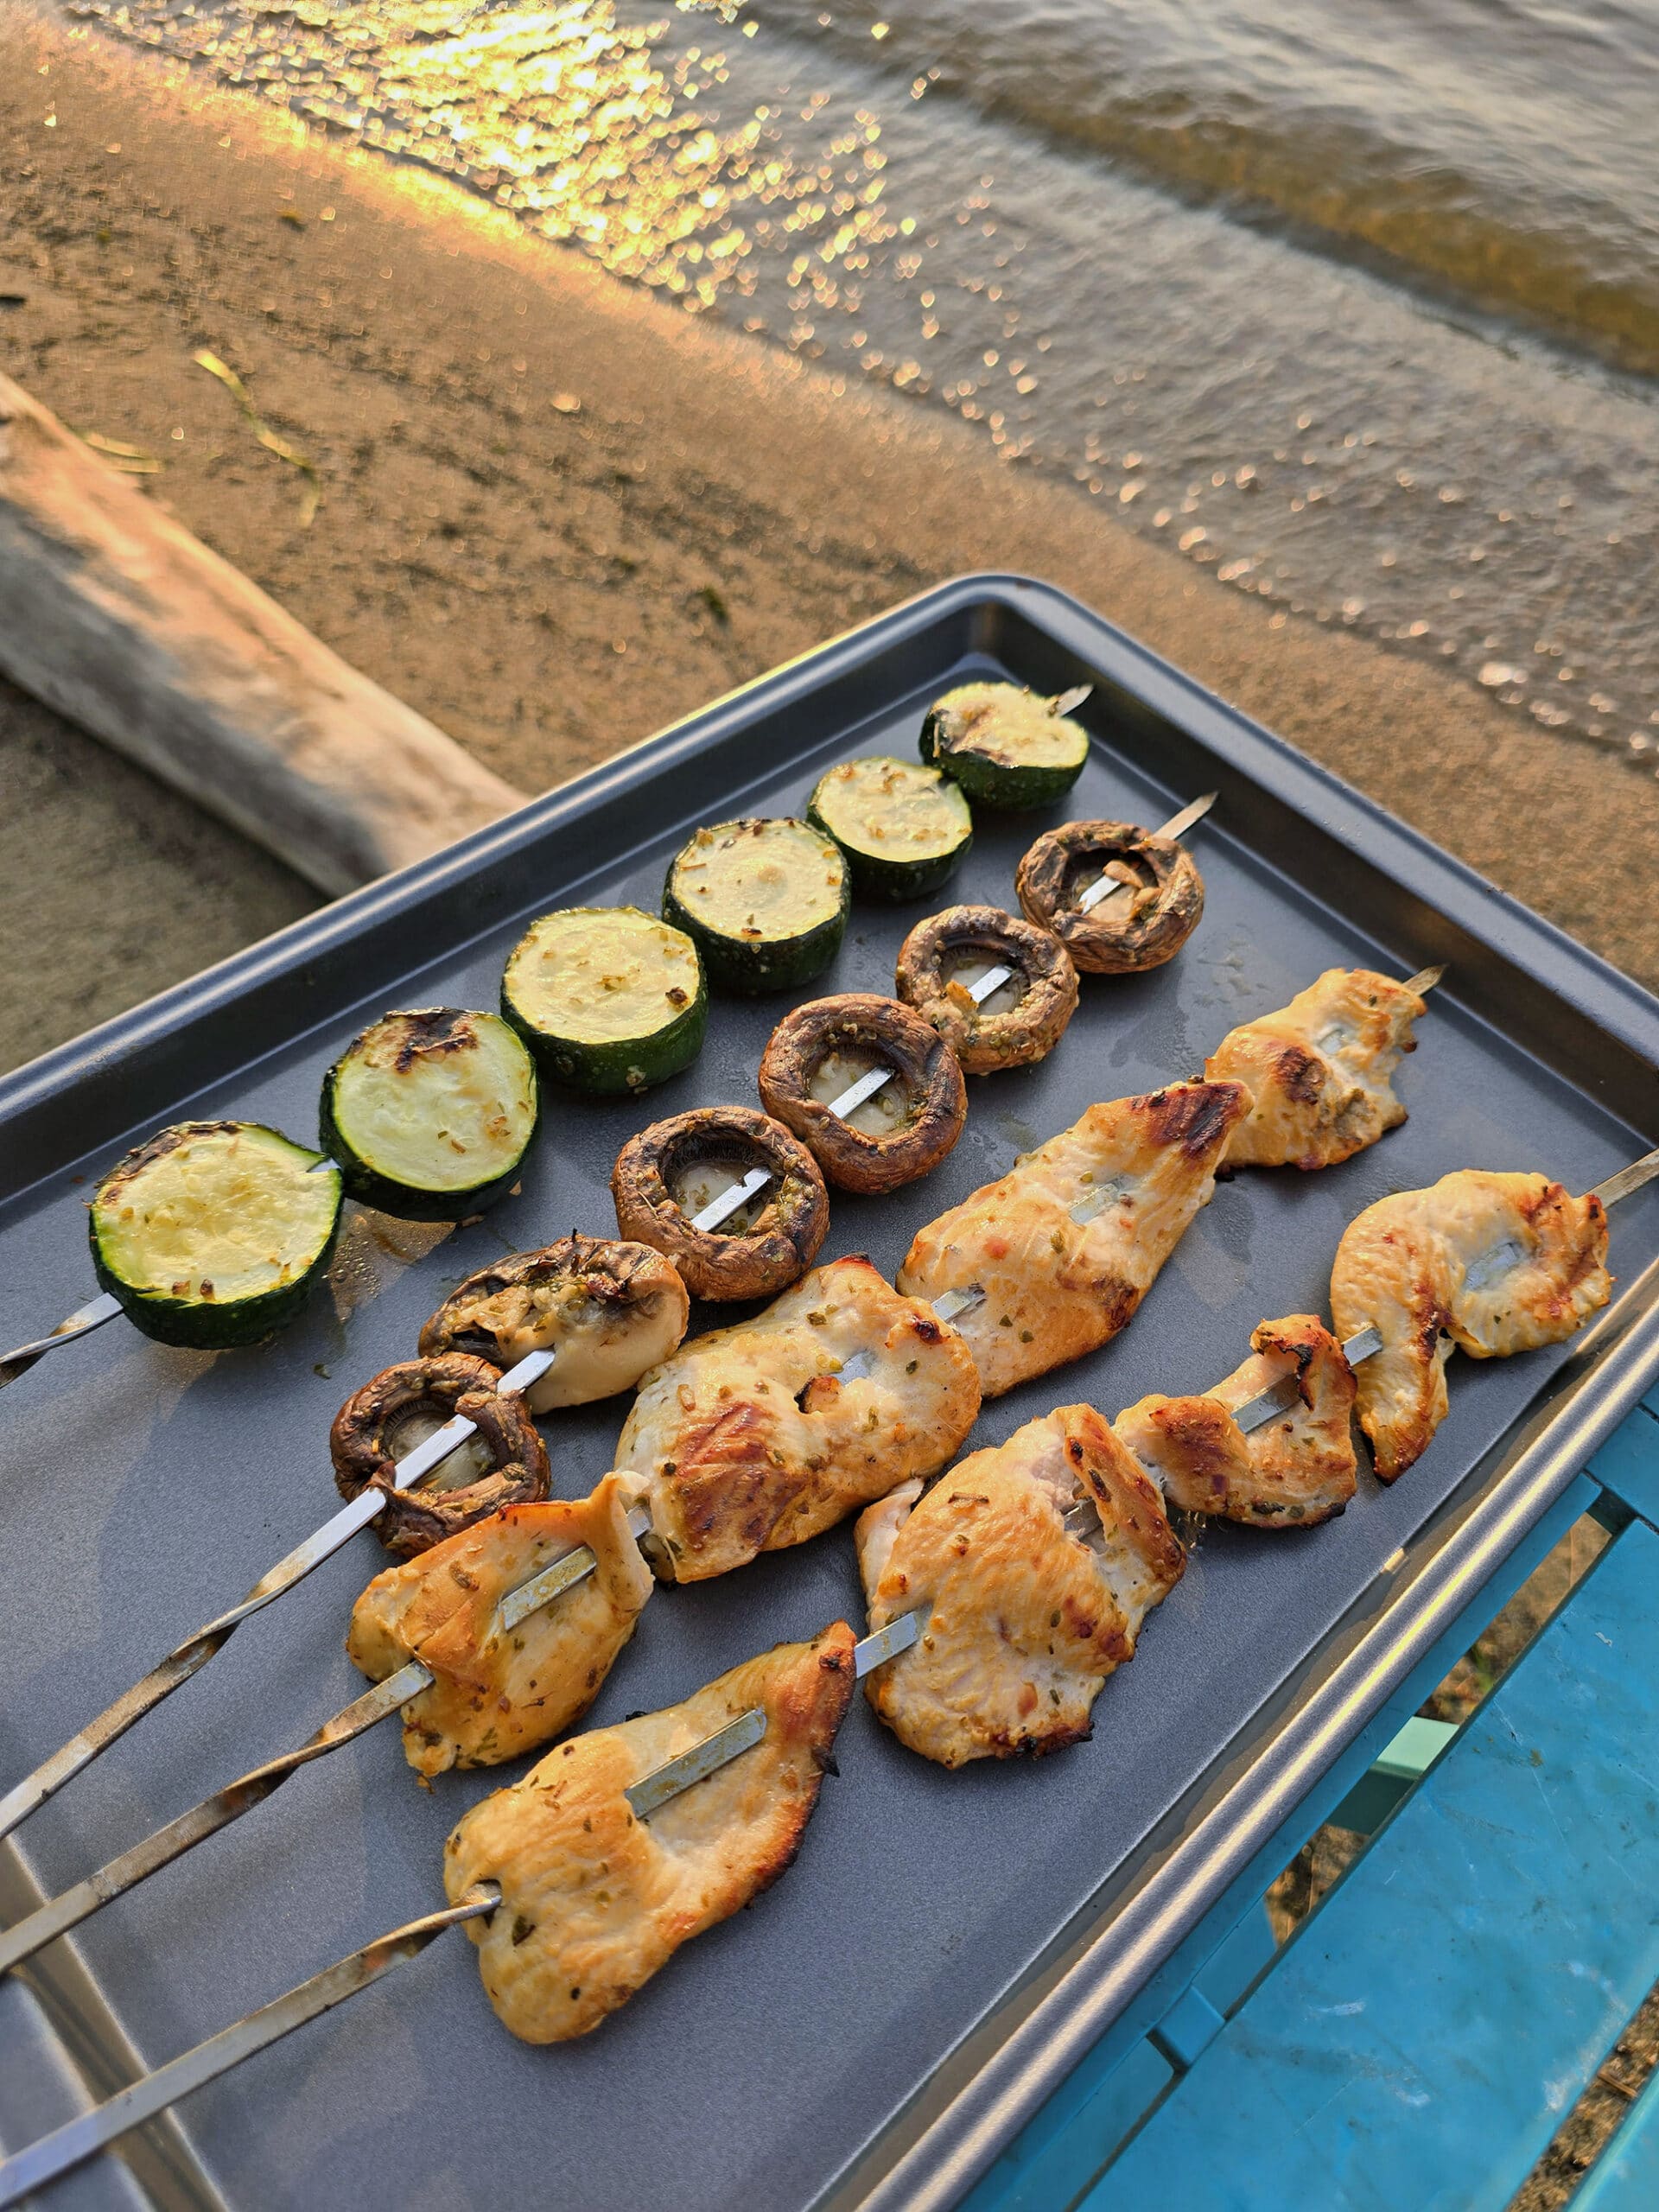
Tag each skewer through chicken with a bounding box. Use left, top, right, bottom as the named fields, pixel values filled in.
left=346, top=1473, right=654, bottom=1776
left=443, top=1623, right=855, bottom=2041
left=1116, top=1316, right=1359, bottom=1529
left=1330, top=1168, right=1611, bottom=1479
left=855, top=1406, right=1185, bottom=1766
left=897, top=1080, right=1251, bottom=1398
left=1205, top=967, right=1433, bottom=1172
left=616, top=1255, right=981, bottom=1580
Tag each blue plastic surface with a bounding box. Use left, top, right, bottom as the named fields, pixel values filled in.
left=1573, top=2064, right=1659, bottom=2211
left=1587, top=1397, right=1659, bottom=1530
left=1091, top=1517, right=1659, bottom=2212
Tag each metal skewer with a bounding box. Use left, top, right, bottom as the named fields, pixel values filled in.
left=0, top=1344, right=556, bottom=1845
left=0, top=1620, right=901, bottom=2209
left=0, top=1289, right=124, bottom=1391
left=1076, top=788, right=1217, bottom=915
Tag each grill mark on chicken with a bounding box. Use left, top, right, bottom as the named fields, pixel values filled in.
left=618, top=1255, right=980, bottom=1580
left=856, top=1406, right=1184, bottom=1767
left=898, top=1081, right=1250, bottom=1397
left=1116, top=1316, right=1358, bottom=1529
left=443, top=1624, right=855, bottom=2043
left=1205, top=967, right=1427, bottom=1172
left=346, top=1473, right=654, bottom=1775
left=1331, top=1170, right=1611, bottom=1480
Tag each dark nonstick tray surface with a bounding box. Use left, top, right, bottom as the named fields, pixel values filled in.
left=2, top=576, right=1656, bottom=2212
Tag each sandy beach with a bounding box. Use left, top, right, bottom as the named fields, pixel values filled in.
left=3, top=4, right=1656, bottom=1075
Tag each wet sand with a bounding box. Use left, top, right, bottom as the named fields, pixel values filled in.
left=3, top=4, right=1656, bottom=1076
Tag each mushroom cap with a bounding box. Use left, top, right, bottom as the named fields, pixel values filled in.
left=894, top=906, right=1078, bottom=1074
left=330, top=1352, right=550, bottom=1559
left=1016, top=820, right=1204, bottom=974
left=612, top=1106, right=829, bottom=1301
left=757, top=992, right=968, bottom=1195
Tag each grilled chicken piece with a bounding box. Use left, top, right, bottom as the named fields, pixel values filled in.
left=855, top=1406, right=1185, bottom=1766
left=444, top=1623, right=855, bottom=2042
left=616, top=1255, right=981, bottom=1582
left=897, top=1081, right=1251, bottom=1398
left=1115, top=1316, right=1358, bottom=1529
left=1331, top=1171, right=1611, bottom=1481
left=346, top=1474, right=653, bottom=1776
left=1205, top=967, right=1427, bottom=1171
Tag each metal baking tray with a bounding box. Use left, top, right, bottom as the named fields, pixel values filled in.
left=2, top=575, right=1656, bottom=2212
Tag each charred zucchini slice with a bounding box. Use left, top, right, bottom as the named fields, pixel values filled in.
left=757, top=994, right=967, bottom=1195
left=419, top=1235, right=690, bottom=1410
left=501, top=906, right=707, bottom=1095
left=319, top=1007, right=538, bottom=1221
left=611, top=1107, right=829, bottom=1301
left=89, top=1121, right=342, bottom=1350
left=895, top=906, right=1079, bottom=1074
left=806, top=757, right=972, bottom=901
left=919, top=683, right=1090, bottom=810
left=663, top=817, right=849, bottom=995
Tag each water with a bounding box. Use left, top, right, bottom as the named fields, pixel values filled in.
left=71, top=0, right=1659, bottom=767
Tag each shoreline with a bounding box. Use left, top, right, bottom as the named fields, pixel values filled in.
left=2, top=3, right=1656, bottom=1073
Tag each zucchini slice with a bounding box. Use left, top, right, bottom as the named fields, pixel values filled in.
left=806, top=756, right=973, bottom=900
left=919, top=683, right=1090, bottom=810
left=320, top=1007, right=539, bottom=1220
left=89, top=1121, right=342, bottom=1349
left=664, top=817, right=850, bottom=995
left=501, top=906, right=707, bottom=1095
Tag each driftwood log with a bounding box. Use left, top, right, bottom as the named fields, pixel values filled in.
left=0, top=373, right=523, bottom=895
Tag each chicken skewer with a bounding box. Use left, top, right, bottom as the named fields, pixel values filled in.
left=1329, top=1148, right=1655, bottom=1479
left=0, top=1345, right=556, bottom=1844
left=0, top=1476, right=655, bottom=1979
left=0, top=1623, right=880, bottom=2210
left=1, top=1237, right=690, bottom=1839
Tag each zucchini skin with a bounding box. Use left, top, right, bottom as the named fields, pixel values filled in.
left=663, top=821, right=851, bottom=995
left=919, top=709, right=1087, bottom=811
left=500, top=909, right=709, bottom=1096
left=317, top=1061, right=537, bottom=1222
left=806, top=764, right=972, bottom=902
left=88, top=1122, right=342, bottom=1350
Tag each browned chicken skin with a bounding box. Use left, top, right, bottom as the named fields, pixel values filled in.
left=1331, top=1170, right=1611, bottom=1480
left=1205, top=968, right=1427, bottom=1171
left=444, top=1624, right=855, bottom=2042
left=616, top=1255, right=981, bottom=1581
left=855, top=1406, right=1185, bottom=1766
left=897, top=1081, right=1252, bottom=1398
left=346, top=1474, right=653, bottom=1775
left=1115, top=1316, right=1358, bottom=1529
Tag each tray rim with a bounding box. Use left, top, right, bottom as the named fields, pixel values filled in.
left=3, top=571, right=1656, bottom=2212
left=3, top=572, right=1653, bottom=1195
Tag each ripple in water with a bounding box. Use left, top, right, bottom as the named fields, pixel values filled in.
left=71, top=0, right=1659, bottom=772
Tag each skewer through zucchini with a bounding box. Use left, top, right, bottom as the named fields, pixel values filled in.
left=320, top=1008, right=539, bottom=1220
left=502, top=907, right=707, bottom=1095
left=663, top=817, right=849, bottom=994
left=920, top=682, right=1090, bottom=810
left=806, top=757, right=972, bottom=900
left=88, top=1121, right=343, bottom=1349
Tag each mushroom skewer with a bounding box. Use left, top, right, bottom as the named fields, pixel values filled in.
left=1074, top=787, right=1217, bottom=915
left=0, top=1345, right=556, bottom=1845
left=0, top=1624, right=887, bottom=2210
left=0, top=1474, right=653, bottom=1980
